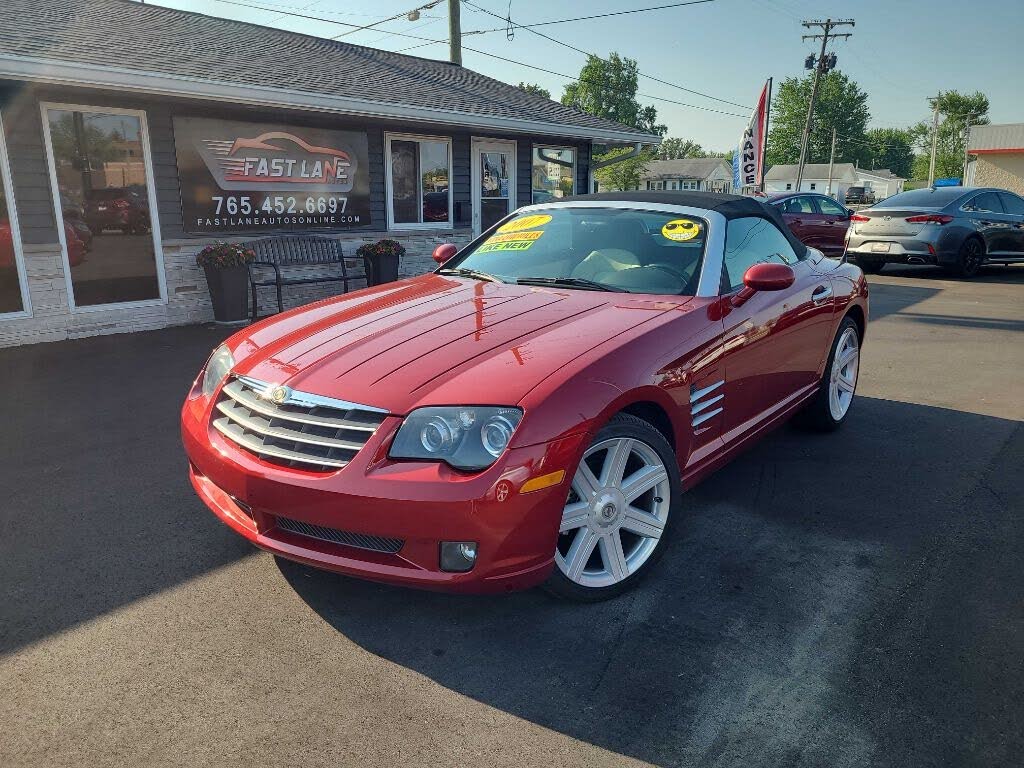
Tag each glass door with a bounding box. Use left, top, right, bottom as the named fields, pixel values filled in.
left=42, top=104, right=165, bottom=309
left=472, top=140, right=516, bottom=236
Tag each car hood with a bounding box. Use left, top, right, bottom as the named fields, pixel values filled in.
left=232, top=274, right=689, bottom=414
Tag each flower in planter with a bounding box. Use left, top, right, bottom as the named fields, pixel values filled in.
left=196, top=242, right=256, bottom=269
left=356, top=239, right=407, bottom=260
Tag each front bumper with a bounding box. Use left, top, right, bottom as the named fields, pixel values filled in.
left=181, top=391, right=585, bottom=593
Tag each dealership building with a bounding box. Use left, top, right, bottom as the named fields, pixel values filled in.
left=0, top=0, right=656, bottom=346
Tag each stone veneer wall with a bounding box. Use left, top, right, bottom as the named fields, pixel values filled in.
left=0, top=228, right=474, bottom=348
left=974, top=155, right=1024, bottom=196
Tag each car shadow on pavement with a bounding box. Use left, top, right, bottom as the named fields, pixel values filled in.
left=879, top=263, right=1024, bottom=286
left=0, top=324, right=248, bottom=656
left=281, top=396, right=1023, bottom=768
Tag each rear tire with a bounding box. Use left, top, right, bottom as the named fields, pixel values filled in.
left=544, top=413, right=681, bottom=602
left=949, top=237, right=984, bottom=279
left=795, top=316, right=861, bottom=432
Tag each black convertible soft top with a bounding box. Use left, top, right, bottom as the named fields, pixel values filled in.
left=560, top=191, right=807, bottom=258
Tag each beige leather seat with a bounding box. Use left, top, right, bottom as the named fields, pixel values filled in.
left=571, top=248, right=642, bottom=284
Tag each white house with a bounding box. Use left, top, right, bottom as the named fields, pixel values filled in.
left=639, top=158, right=734, bottom=193
left=854, top=168, right=905, bottom=200
left=764, top=162, right=858, bottom=198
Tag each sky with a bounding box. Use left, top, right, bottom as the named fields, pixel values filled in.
left=148, top=0, right=1024, bottom=150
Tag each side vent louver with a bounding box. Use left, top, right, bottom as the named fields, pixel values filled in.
left=690, top=380, right=724, bottom=428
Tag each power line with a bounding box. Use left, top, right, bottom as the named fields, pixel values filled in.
left=465, top=0, right=719, bottom=33
left=194, top=0, right=749, bottom=119
left=331, top=1, right=443, bottom=40
left=462, top=0, right=753, bottom=110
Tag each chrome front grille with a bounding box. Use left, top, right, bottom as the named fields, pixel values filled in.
left=212, top=376, right=388, bottom=471
left=276, top=516, right=404, bottom=554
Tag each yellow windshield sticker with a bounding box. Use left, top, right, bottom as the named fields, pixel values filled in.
left=662, top=219, right=701, bottom=241
left=478, top=239, right=537, bottom=253
left=498, top=214, right=552, bottom=233
left=485, top=230, right=544, bottom=244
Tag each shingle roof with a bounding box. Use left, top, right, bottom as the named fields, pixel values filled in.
left=765, top=163, right=857, bottom=180
left=641, top=158, right=731, bottom=180
left=0, top=0, right=656, bottom=143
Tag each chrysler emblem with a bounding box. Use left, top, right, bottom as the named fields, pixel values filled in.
left=883, top=215, right=892, bottom=221
left=269, top=385, right=291, bottom=405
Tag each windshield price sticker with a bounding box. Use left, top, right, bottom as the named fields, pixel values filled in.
left=498, top=214, right=552, bottom=233
left=478, top=239, right=538, bottom=253
left=485, top=230, right=544, bottom=244
left=662, top=219, right=701, bottom=241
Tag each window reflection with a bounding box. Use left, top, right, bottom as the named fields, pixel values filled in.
left=531, top=146, right=574, bottom=204
left=389, top=136, right=450, bottom=226
left=47, top=109, right=158, bottom=307
left=0, top=187, right=25, bottom=314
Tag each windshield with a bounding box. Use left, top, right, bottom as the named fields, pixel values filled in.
left=444, top=207, right=709, bottom=295
left=875, top=187, right=966, bottom=209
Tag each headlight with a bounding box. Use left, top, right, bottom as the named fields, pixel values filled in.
left=390, top=406, right=523, bottom=470
left=201, top=344, right=235, bottom=398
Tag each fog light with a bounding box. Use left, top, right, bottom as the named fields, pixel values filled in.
left=440, top=541, right=478, bottom=572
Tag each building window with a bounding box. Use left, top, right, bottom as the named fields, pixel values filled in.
left=0, top=112, right=30, bottom=317
left=669, top=180, right=678, bottom=190
left=531, top=146, right=575, bottom=203
left=42, top=103, right=165, bottom=310
left=810, top=183, right=817, bottom=190
left=386, top=133, right=452, bottom=228
left=785, top=183, right=792, bottom=190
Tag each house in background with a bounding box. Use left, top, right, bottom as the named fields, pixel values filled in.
left=854, top=168, right=905, bottom=200
left=640, top=158, right=733, bottom=193
left=966, top=123, right=1024, bottom=194
left=764, top=163, right=858, bottom=199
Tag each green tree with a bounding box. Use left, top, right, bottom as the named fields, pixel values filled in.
left=859, top=127, right=915, bottom=178
left=561, top=53, right=666, bottom=190
left=561, top=53, right=666, bottom=136
left=765, top=70, right=870, bottom=167
left=907, top=90, right=989, bottom=180
left=516, top=82, right=551, bottom=100
left=657, top=137, right=704, bottom=160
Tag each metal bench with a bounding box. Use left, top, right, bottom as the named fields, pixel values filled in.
left=244, top=235, right=365, bottom=321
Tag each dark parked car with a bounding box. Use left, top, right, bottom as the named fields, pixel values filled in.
left=60, top=195, right=93, bottom=251
left=764, top=192, right=852, bottom=258
left=845, top=186, right=1024, bottom=277
left=845, top=186, right=876, bottom=205
left=84, top=187, right=150, bottom=234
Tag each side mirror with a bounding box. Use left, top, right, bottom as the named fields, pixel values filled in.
left=432, top=243, right=458, bottom=265
left=731, top=262, right=795, bottom=307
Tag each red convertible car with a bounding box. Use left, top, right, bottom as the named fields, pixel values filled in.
left=182, top=192, right=868, bottom=601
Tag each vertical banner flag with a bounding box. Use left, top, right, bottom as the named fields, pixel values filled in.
left=732, top=79, right=771, bottom=190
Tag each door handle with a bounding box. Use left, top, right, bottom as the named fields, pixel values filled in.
left=811, top=285, right=833, bottom=304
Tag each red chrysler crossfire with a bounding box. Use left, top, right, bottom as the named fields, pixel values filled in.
left=182, top=192, right=868, bottom=601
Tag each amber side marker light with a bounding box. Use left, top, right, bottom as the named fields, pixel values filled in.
left=519, top=470, right=566, bottom=494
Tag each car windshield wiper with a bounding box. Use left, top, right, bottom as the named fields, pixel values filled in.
left=437, top=267, right=504, bottom=283
left=515, top=276, right=625, bottom=293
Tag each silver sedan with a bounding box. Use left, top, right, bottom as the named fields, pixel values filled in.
left=844, top=186, right=1024, bottom=278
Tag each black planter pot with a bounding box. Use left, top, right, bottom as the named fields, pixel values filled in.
left=363, top=253, right=401, bottom=286
left=203, top=264, right=249, bottom=323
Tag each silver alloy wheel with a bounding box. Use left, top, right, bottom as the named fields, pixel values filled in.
left=829, top=327, right=860, bottom=420
left=555, top=437, right=671, bottom=589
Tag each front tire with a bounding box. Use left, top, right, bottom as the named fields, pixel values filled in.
left=795, top=316, right=861, bottom=432
left=544, top=413, right=681, bottom=602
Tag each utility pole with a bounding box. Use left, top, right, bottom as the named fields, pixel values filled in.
left=826, top=126, right=837, bottom=197
left=962, top=114, right=979, bottom=185
left=795, top=18, right=854, bottom=191
left=927, top=99, right=940, bottom=186
left=448, top=0, right=462, bottom=65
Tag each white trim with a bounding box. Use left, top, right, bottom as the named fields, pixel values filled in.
left=0, top=54, right=658, bottom=145
left=471, top=138, right=518, bottom=238
left=0, top=110, right=33, bottom=320
left=39, top=101, right=167, bottom=313
left=384, top=132, right=454, bottom=231
left=531, top=143, right=576, bottom=203
left=508, top=200, right=727, bottom=298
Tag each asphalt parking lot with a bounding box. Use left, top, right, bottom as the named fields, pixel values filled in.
left=2, top=264, right=1022, bottom=768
